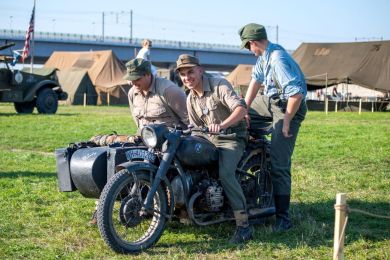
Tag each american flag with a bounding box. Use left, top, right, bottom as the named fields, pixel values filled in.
left=21, top=4, right=35, bottom=62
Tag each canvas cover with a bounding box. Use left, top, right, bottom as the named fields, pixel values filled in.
left=292, top=41, right=390, bottom=92
left=21, top=67, right=57, bottom=77
left=57, top=69, right=97, bottom=105
left=44, top=50, right=129, bottom=104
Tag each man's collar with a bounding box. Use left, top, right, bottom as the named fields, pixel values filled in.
left=190, top=75, right=210, bottom=97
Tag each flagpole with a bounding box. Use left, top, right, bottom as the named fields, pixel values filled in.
left=30, top=0, right=36, bottom=73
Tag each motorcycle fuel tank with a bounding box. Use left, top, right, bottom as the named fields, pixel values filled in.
left=176, top=135, right=218, bottom=168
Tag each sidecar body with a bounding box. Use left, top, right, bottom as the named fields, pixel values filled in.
left=55, top=144, right=149, bottom=198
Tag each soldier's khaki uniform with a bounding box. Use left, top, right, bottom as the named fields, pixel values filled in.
left=129, top=76, right=189, bottom=133
left=187, top=76, right=248, bottom=211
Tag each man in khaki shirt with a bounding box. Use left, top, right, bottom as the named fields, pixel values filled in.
left=176, top=54, right=252, bottom=244
left=126, top=58, right=189, bottom=132
left=90, top=58, right=188, bottom=224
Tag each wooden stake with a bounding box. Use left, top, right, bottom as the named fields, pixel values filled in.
left=335, top=100, right=338, bottom=113
left=83, top=93, right=87, bottom=107
left=359, top=99, right=362, bottom=114
left=325, top=97, right=329, bottom=115
left=107, top=92, right=110, bottom=106
left=333, top=193, right=347, bottom=260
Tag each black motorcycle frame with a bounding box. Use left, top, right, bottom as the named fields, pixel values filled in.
left=96, top=124, right=275, bottom=253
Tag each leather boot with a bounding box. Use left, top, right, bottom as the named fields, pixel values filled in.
left=273, top=195, right=292, bottom=232
left=229, top=210, right=253, bottom=244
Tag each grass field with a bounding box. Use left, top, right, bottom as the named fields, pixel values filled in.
left=0, top=103, right=389, bottom=259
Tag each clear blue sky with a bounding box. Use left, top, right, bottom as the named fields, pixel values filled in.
left=1, top=0, right=389, bottom=50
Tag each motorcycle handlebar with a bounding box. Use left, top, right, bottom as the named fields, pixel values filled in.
left=183, top=126, right=227, bottom=136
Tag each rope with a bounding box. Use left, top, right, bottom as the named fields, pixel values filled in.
left=349, top=208, right=390, bottom=220
left=334, top=204, right=390, bottom=220
left=333, top=201, right=390, bottom=259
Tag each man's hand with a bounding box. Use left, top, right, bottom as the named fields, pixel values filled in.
left=282, top=120, right=292, bottom=138
left=282, top=93, right=303, bottom=138
left=208, top=123, right=221, bottom=133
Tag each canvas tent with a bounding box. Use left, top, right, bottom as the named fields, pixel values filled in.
left=57, top=69, right=97, bottom=105
left=292, top=41, right=390, bottom=92
left=226, top=64, right=253, bottom=96
left=44, top=50, right=130, bottom=105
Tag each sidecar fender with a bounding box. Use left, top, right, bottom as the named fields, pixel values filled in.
left=115, top=161, right=174, bottom=219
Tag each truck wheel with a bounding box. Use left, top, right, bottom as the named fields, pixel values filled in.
left=36, top=88, right=58, bottom=114
left=14, top=101, right=35, bottom=114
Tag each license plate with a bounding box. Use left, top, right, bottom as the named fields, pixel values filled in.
left=125, top=149, right=156, bottom=162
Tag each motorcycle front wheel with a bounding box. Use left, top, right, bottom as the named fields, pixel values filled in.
left=97, top=169, right=168, bottom=254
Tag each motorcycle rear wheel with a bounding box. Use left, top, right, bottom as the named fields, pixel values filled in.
left=241, top=155, right=273, bottom=208
left=97, top=169, right=168, bottom=254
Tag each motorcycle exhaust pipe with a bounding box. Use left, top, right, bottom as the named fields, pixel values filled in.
left=248, top=207, right=275, bottom=219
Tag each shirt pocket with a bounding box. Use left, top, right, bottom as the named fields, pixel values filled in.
left=206, top=96, right=219, bottom=111
left=132, top=106, right=143, bottom=119
left=147, top=106, right=167, bottom=118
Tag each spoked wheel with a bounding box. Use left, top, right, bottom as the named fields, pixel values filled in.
left=240, top=154, right=273, bottom=208
left=97, top=169, right=168, bottom=254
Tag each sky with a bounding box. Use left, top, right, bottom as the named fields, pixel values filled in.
left=0, top=0, right=389, bottom=50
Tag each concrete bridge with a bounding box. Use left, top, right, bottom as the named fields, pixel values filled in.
left=0, top=29, right=256, bottom=71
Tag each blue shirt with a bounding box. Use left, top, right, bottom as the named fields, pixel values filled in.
left=251, top=41, right=307, bottom=100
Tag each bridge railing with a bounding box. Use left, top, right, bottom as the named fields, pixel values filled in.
left=0, top=29, right=243, bottom=52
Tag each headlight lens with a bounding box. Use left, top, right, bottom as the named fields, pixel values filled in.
left=141, top=124, right=169, bottom=149
left=141, top=126, right=157, bottom=148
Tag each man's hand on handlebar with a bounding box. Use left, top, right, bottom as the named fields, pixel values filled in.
left=208, top=124, right=221, bottom=134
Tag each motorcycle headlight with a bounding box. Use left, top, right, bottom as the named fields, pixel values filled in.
left=141, top=124, right=168, bottom=149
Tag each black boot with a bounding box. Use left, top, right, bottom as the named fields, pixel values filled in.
left=229, top=225, right=253, bottom=244
left=229, top=210, right=253, bottom=244
left=273, top=195, right=292, bottom=232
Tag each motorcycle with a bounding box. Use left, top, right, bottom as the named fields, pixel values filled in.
left=95, top=124, right=275, bottom=253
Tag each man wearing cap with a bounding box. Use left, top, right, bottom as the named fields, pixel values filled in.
left=125, top=58, right=189, bottom=132
left=89, top=58, right=188, bottom=225
left=175, top=54, right=252, bottom=244
left=238, top=23, right=307, bottom=232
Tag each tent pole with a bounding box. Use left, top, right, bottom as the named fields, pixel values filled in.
left=325, top=73, right=328, bottom=114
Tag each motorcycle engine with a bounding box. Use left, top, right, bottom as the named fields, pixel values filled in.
left=198, top=179, right=224, bottom=212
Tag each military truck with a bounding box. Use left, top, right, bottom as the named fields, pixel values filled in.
left=0, top=42, right=67, bottom=114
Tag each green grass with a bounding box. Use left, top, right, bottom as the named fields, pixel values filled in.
left=0, top=103, right=389, bottom=259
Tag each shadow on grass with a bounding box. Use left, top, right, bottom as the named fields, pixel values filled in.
left=0, top=112, right=79, bottom=116
left=145, top=200, right=390, bottom=255
left=0, top=171, right=55, bottom=179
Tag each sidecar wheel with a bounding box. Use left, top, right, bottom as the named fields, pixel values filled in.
left=97, top=169, right=168, bottom=254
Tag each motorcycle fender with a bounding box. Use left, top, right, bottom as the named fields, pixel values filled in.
left=116, top=161, right=174, bottom=220
left=238, top=148, right=263, bottom=170
left=115, top=161, right=158, bottom=173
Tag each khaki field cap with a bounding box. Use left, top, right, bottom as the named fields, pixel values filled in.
left=175, top=54, right=200, bottom=71
left=123, top=58, right=151, bottom=81
left=238, top=23, right=268, bottom=49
